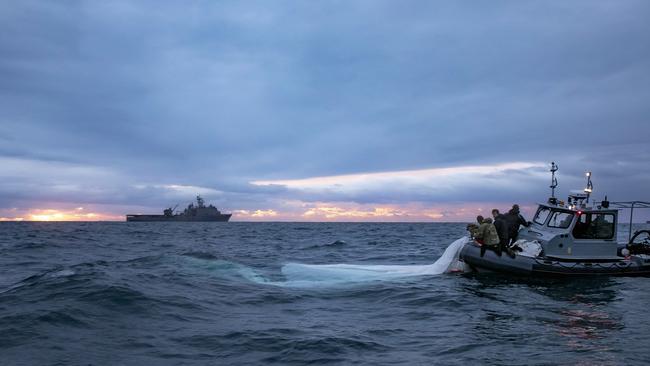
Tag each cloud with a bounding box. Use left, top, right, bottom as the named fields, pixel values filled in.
left=251, top=161, right=549, bottom=203
left=253, top=161, right=541, bottom=188
left=234, top=209, right=279, bottom=220
left=1, top=1, right=649, bottom=220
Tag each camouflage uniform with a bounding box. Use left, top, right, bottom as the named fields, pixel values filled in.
left=476, top=218, right=500, bottom=246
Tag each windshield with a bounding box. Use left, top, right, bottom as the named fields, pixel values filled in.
left=533, top=207, right=551, bottom=225
left=547, top=211, right=574, bottom=228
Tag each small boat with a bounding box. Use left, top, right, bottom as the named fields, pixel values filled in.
left=459, top=162, right=650, bottom=277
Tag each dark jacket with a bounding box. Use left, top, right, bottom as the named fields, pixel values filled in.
left=493, top=214, right=509, bottom=247
left=505, top=210, right=529, bottom=242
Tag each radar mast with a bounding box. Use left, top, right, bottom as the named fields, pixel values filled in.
left=548, top=162, right=559, bottom=204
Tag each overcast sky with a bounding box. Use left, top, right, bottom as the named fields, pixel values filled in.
left=1, top=1, right=649, bottom=221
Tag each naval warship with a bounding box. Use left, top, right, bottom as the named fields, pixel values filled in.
left=126, top=196, right=232, bottom=222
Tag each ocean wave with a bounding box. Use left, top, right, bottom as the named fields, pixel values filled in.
left=180, top=256, right=272, bottom=285
left=78, top=285, right=158, bottom=312
left=304, top=240, right=348, bottom=250
left=36, top=310, right=90, bottom=328
left=180, top=251, right=219, bottom=260
left=173, top=330, right=388, bottom=357
left=0, top=267, right=79, bottom=295
left=262, top=336, right=390, bottom=364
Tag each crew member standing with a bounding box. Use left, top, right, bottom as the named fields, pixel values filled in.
left=505, top=204, right=529, bottom=245
left=492, top=209, right=509, bottom=252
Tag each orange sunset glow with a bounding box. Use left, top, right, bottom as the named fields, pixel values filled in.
left=231, top=202, right=535, bottom=222
left=1, top=202, right=536, bottom=223
left=0, top=207, right=123, bottom=222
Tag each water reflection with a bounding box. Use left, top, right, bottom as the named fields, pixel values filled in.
left=556, top=308, right=622, bottom=340
left=531, top=278, right=624, bottom=353
left=459, top=274, right=626, bottom=361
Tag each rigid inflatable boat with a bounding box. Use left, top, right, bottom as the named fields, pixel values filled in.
left=459, top=163, right=650, bottom=277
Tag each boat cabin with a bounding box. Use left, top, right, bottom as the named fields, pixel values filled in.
left=516, top=164, right=627, bottom=259
left=519, top=202, right=619, bottom=259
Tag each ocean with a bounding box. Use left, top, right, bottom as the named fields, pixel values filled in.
left=1, top=222, right=650, bottom=365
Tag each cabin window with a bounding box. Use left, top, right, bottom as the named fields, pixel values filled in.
left=572, top=213, right=615, bottom=239
left=547, top=211, right=574, bottom=228
left=533, top=207, right=551, bottom=225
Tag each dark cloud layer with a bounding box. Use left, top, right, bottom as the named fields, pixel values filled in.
left=1, top=1, right=649, bottom=219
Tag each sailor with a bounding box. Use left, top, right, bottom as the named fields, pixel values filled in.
left=491, top=209, right=509, bottom=251
left=505, top=204, right=530, bottom=245
left=592, top=214, right=613, bottom=238
left=467, top=215, right=483, bottom=241
left=476, top=217, right=500, bottom=257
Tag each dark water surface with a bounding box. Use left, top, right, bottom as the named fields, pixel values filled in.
left=1, top=222, right=650, bottom=365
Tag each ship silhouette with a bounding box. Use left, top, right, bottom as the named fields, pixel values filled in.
left=126, top=196, right=231, bottom=222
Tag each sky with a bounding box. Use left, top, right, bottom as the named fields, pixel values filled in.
left=1, top=1, right=649, bottom=222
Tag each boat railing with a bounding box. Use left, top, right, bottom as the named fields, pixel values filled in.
left=606, top=201, right=650, bottom=242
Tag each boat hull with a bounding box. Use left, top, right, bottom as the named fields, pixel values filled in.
left=459, top=242, right=650, bottom=277
left=126, top=214, right=232, bottom=222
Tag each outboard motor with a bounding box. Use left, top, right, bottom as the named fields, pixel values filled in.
left=627, top=230, right=650, bottom=255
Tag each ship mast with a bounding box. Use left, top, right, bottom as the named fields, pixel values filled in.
left=584, top=171, right=593, bottom=204
left=550, top=162, right=558, bottom=198
left=548, top=162, right=559, bottom=204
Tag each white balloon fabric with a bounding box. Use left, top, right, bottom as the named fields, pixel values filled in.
left=278, top=237, right=470, bottom=287
left=512, top=239, right=542, bottom=258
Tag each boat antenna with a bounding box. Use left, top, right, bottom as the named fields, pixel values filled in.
left=550, top=162, right=558, bottom=198
left=584, top=171, right=593, bottom=204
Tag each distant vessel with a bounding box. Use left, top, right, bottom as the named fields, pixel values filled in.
left=126, top=196, right=232, bottom=222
